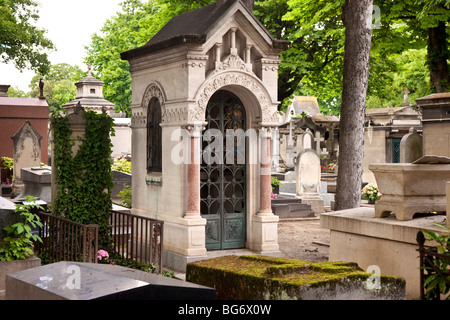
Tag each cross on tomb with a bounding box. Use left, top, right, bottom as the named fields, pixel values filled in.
left=288, top=120, right=295, bottom=146
left=314, top=131, right=324, bottom=155
left=402, top=87, right=410, bottom=106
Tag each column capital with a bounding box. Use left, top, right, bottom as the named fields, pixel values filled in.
left=183, top=122, right=207, bottom=137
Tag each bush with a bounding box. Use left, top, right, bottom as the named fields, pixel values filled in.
left=0, top=196, right=43, bottom=261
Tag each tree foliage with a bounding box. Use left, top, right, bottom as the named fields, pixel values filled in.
left=84, top=0, right=448, bottom=115
left=0, top=0, right=54, bottom=75
left=27, top=63, right=86, bottom=114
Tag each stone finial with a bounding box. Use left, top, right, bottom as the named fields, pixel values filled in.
left=0, top=85, right=10, bottom=97
left=39, top=78, right=45, bottom=100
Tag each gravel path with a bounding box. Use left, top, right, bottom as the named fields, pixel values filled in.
left=278, top=218, right=330, bottom=263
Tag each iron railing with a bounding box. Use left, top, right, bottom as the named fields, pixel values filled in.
left=35, top=211, right=98, bottom=264
left=417, top=231, right=450, bottom=300
left=110, top=210, right=164, bottom=274
left=33, top=210, right=164, bottom=274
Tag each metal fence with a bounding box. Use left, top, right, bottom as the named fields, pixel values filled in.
left=110, top=210, right=164, bottom=274
left=34, top=210, right=164, bottom=274
left=35, top=211, right=99, bottom=264
left=417, top=231, right=450, bottom=300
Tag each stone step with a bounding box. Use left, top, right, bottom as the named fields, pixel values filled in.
left=271, top=199, right=315, bottom=219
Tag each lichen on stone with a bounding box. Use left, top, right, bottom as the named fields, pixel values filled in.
left=186, top=255, right=405, bottom=300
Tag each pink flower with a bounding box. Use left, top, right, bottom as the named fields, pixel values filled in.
left=97, top=249, right=109, bottom=261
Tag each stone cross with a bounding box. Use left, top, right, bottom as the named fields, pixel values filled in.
left=314, top=131, right=324, bottom=155
left=402, top=87, right=410, bottom=106
left=288, top=120, right=295, bottom=146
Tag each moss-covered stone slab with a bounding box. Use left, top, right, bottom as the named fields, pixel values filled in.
left=186, top=255, right=406, bottom=300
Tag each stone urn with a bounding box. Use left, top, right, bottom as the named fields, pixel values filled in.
left=369, top=161, right=450, bottom=220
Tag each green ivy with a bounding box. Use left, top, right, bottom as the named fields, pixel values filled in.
left=1, top=156, right=13, bottom=170
left=51, top=110, right=115, bottom=248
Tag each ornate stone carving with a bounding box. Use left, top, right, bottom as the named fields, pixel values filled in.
left=214, top=52, right=250, bottom=74
left=192, top=71, right=278, bottom=123
left=164, top=106, right=188, bottom=123
left=11, top=121, right=42, bottom=162
left=139, top=83, right=167, bottom=123
left=131, top=110, right=146, bottom=128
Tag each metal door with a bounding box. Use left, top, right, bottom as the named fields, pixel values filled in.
left=200, top=91, right=246, bottom=250
left=392, top=138, right=401, bottom=163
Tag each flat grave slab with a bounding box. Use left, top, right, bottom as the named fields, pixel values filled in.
left=6, top=261, right=215, bottom=300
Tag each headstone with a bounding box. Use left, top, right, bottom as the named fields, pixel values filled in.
left=400, top=128, right=423, bottom=163
left=302, top=128, right=314, bottom=150
left=6, top=261, right=216, bottom=300
left=295, top=149, right=324, bottom=214
left=112, top=170, right=132, bottom=199
left=11, top=121, right=43, bottom=197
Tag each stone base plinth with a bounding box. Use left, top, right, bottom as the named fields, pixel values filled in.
left=321, top=207, right=447, bottom=299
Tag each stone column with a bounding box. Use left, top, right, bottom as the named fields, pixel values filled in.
left=214, top=43, right=222, bottom=69
left=251, top=126, right=280, bottom=254
left=258, top=127, right=273, bottom=215
left=185, top=123, right=203, bottom=218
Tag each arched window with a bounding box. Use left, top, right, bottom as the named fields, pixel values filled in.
left=147, top=97, right=162, bottom=172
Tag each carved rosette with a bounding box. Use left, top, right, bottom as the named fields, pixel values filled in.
left=192, top=71, right=278, bottom=124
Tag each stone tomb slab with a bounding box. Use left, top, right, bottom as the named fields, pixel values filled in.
left=6, top=261, right=215, bottom=300
left=112, top=170, right=132, bottom=199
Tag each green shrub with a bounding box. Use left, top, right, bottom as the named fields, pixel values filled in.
left=0, top=196, right=43, bottom=261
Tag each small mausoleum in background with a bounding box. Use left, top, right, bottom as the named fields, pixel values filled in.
left=121, top=0, right=289, bottom=271
left=0, top=85, right=49, bottom=165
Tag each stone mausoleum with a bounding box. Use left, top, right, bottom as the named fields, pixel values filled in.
left=121, top=0, right=289, bottom=271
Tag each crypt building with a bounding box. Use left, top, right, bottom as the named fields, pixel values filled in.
left=121, top=0, right=289, bottom=271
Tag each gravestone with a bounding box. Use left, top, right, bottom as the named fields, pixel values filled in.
left=295, top=149, right=324, bottom=214
left=112, top=170, right=132, bottom=199
left=6, top=261, right=216, bottom=300
left=11, top=121, right=43, bottom=197
left=302, top=128, right=314, bottom=150
left=284, top=120, right=301, bottom=169
left=400, top=128, right=423, bottom=163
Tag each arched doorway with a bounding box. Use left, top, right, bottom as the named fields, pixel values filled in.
left=200, top=90, right=246, bottom=250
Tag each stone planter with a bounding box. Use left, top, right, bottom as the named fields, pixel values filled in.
left=0, top=256, right=41, bottom=299
left=369, top=163, right=450, bottom=220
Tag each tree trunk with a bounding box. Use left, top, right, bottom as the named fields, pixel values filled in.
left=427, top=21, right=449, bottom=93
left=334, top=0, right=373, bottom=211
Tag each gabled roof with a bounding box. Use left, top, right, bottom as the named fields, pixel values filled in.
left=121, top=0, right=289, bottom=60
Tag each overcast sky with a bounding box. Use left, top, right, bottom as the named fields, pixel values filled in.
left=0, top=0, right=124, bottom=92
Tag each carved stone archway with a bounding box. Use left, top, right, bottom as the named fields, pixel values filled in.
left=191, top=71, right=279, bottom=124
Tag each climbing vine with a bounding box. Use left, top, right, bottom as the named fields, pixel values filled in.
left=51, top=110, right=115, bottom=247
